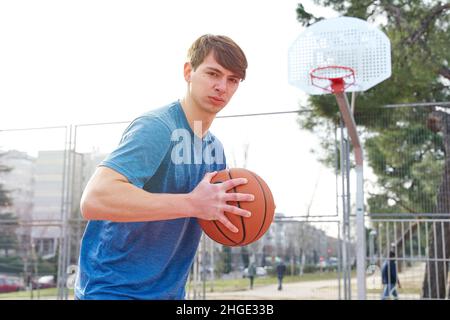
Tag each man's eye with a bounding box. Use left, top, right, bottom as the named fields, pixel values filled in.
left=207, top=72, right=218, bottom=77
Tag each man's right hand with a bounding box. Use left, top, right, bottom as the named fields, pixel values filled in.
left=187, top=171, right=255, bottom=233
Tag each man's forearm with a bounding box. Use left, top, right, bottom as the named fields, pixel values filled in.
left=81, top=181, right=194, bottom=222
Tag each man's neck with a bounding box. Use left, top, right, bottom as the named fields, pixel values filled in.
left=179, top=97, right=215, bottom=138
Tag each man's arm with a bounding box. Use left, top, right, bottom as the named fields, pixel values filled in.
left=80, top=167, right=253, bottom=232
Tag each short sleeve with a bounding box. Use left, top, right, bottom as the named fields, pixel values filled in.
left=100, top=116, right=172, bottom=188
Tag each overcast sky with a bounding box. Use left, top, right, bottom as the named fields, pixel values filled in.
left=0, top=1, right=344, bottom=231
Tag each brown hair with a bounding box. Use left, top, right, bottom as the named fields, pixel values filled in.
left=187, top=34, right=248, bottom=81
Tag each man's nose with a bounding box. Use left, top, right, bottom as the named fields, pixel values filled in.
left=214, top=77, right=227, bottom=93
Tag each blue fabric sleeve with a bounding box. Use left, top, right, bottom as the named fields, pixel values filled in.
left=100, top=116, right=172, bottom=188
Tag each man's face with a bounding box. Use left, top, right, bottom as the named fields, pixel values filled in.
left=184, top=52, right=241, bottom=115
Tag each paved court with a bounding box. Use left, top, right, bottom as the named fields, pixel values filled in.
left=203, top=263, right=424, bottom=300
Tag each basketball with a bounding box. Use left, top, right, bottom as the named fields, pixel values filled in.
left=198, top=168, right=275, bottom=246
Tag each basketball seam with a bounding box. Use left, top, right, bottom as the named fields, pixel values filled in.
left=209, top=181, right=234, bottom=246
left=229, top=168, right=246, bottom=245
left=247, top=171, right=267, bottom=244
left=211, top=169, right=243, bottom=245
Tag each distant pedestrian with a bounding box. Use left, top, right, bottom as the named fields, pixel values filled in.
left=248, top=262, right=256, bottom=290
left=276, top=260, right=287, bottom=291
left=381, top=251, right=401, bottom=300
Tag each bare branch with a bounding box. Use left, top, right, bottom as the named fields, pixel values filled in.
left=381, top=1, right=406, bottom=28
left=407, top=3, right=450, bottom=45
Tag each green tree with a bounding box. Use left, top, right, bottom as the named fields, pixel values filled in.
left=296, top=1, right=450, bottom=299
left=0, top=152, right=18, bottom=259
left=0, top=152, right=12, bottom=208
left=216, top=246, right=232, bottom=275
left=240, top=246, right=249, bottom=268
left=0, top=213, right=19, bottom=258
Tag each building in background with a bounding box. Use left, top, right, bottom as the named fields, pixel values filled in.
left=31, top=150, right=68, bottom=258
left=31, top=149, right=106, bottom=258
left=0, top=150, right=35, bottom=258
left=0, top=149, right=106, bottom=259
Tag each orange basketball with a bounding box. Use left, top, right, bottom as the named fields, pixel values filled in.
left=198, top=168, right=275, bottom=246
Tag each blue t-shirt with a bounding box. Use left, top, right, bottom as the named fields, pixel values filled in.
left=75, top=101, right=226, bottom=300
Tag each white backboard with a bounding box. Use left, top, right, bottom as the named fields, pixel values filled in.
left=288, top=16, right=391, bottom=95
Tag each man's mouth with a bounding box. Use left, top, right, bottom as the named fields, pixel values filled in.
left=208, top=96, right=225, bottom=105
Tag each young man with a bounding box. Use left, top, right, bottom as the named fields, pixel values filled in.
left=276, top=260, right=287, bottom=291
left=381, top=251, right=401, bottom=300
left=74, top=34, right=252, bottom=300
left=247, top=261, right=256, bottom=290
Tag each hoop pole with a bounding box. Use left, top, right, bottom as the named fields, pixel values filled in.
left=334, top=93, right=362, bottom=164
left=334, top=92, right=366, bottom=300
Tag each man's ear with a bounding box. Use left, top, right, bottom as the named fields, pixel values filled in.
left=184, top=62, right=192, bottom=82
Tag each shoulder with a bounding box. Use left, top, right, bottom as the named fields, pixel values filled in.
left=123, top=102, right=181, bottom=138
left=139, top=101, right=182, bottom=131
left=120, top=116, right=171, bottom=145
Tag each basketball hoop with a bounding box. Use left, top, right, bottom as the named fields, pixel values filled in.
left=288, top=16, right=391, bottom=95
left=310, top=66, right=355, bottom=94
left=288, top=16, right=393, bottom=300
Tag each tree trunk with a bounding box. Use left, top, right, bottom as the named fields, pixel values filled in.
left=422, top=111, right=450, bottom=299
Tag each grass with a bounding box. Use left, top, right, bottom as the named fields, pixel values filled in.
left=0, top=271, right=345, bottom=299
left=0, top=288, right=74, bottom=300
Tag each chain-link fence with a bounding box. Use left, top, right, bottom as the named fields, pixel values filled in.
left=1, top=104, right=449, bottom=300
left=360, top=105, right=450, bottom=300
left=0, top=126, right=67, bottom=299
left=187, top=218, right=344, bottom=300
left=366, top=215, right=450, bottom=300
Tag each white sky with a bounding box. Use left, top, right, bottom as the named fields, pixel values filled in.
left=0, top=1, right=345, bottom=227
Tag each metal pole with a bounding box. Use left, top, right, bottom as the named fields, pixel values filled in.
left=202, top=235, right=206, bottom=300
left=335, top=92, right=366, bottom=300
left=210, top=239, right=215, bottom=293
left=337, top=221, right=342, bottom=300
left=355, top=164, right=365, bottom=299
left=369, top=230, right=377, bottom=265
left=57, top=126, right=69, bottom=299
left=192, top=241, right=200, bottom=299
left=64, top=125, right=78, bottom=300
left=57, top=124, right=75, bottom=300
left=339, top=120, right=350, bottom=299
left=344, top=128, right=352, bottom=299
